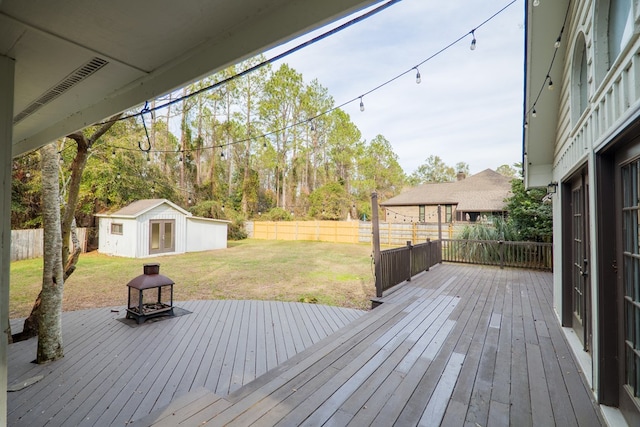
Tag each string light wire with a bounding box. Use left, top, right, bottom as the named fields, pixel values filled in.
left=523, top=0, right=571, bottom=122
left=98, top=0, right=518, bottom=158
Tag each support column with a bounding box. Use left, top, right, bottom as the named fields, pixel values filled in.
left=0, top=54, right=15, bottom=422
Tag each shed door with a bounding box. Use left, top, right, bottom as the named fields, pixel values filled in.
left=149, top=219, right=175, bottom=254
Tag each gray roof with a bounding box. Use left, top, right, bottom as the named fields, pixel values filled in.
left=98, top=199, right=191, bottom=218
left=381, top=169, right=513, bottom=212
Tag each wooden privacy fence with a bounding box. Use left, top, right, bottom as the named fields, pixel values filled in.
left=375, top=240, right=443, bottom=297
left=441, top=239, right=553, bottom=271
left=247, top=220, right=466, bottom=245
left=11, top=228, right=88, bottom=261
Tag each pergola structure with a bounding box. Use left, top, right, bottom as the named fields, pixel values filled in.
left=0, top=0, right=382, bottom=421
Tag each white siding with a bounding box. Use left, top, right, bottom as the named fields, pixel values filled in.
left=136, top=204, right=187, bottom=257
left=98, top=217, right=138, bottom=258
left=186, top=218, right=228, bottom=252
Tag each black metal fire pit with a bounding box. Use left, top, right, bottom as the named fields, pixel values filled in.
left=126, top=263, right=174, bottom=324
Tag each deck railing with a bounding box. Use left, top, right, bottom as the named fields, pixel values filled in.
left=441, top=239, right=553, bottom=271
left=376, top=240, right=442, bottom=297
left=375, top=239, right=552, bottom=297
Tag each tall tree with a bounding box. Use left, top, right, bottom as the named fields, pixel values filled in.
left=408, top=155, right=456, bottom=184
left=354, top=134, right=405, bottom=200
left=496, top=163, right=519, bottom=178
left=259, top=64, right=304, bottom=209
left=17, top=114, right=121, bottom=342
left=36, top=143, right=64, bottom=363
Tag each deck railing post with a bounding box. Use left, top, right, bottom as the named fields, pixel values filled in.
left=426, top=238, right=431, bottom=271
left=499, top=240, right=504, bottom=269
left=407, top=241, right=412, bottom=282
left=371, top=192, right=383, bottom=297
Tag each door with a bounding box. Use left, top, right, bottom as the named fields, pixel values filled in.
left=617, top=157, right=640, bottom=424
left=570, top=173, right=591, bottom=351
left=149, top=219, right=175, bottom=254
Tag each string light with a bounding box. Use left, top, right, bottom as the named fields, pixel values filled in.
left=414, top=67, right=421, bottom=84
left=523, top=1, right=570, bottom=130
left=533, top=0, right=540, bottom=6
left=105, top=0, right=518, bottom=159
left=220, top=151, right=225, bottom=158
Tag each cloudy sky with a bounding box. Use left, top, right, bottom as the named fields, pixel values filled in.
left=267, top=0, right=525, bottom=176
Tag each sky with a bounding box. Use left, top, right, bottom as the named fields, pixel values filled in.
left=266, top=0, right=525, bottom=176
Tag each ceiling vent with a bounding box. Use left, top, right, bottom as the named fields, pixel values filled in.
left=13, top=57, right=109, bottom=124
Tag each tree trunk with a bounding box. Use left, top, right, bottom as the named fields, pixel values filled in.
left=16, top=115, right=121, bottom=343
left=37, top=142, right=64, bottom=363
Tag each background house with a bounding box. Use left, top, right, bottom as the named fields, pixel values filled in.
left=380, top=169, right=512, bottom=223
left=97, top=199, right=229, bottom=258
left=525, top=0, right=640, bottom=424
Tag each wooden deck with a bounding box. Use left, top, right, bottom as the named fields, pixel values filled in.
left=8, top=263, right=606, bottom=426
left=7, top=300, right=364, bottom=426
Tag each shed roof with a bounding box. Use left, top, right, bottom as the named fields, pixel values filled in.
left=96, top=199, right=191, bottom=218
left=381, top=169, right=513, bottom=212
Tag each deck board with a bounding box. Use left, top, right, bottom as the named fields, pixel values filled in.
left=7, top=300, right=363, bottom=426
left=8, top=264, right=607, bottom=426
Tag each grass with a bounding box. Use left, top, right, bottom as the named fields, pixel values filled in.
left=9, top=239, right=376, bottom=319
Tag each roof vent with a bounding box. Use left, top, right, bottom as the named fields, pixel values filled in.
left=13, top=57, right=109, bottom=124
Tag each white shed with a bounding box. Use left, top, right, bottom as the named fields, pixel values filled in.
left=96, top=199, right=229, bottom=258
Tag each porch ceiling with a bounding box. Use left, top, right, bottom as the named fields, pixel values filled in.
left=523, top=0, right=569, bottom=188
left=1, top=0, right=381, bottom=157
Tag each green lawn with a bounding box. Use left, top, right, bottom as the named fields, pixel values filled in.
left=9, top=239, right=376, bottom=319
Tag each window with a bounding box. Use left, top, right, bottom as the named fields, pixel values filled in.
left=608, top=0, right=632, bottom=64
left=571, top=34, right=589, bottom=125
left=445, top=205, right=453, bottom=223
left=594, top=0, right=633, bottom=85
left=621, top=159, right=640, bottom=401
left=111, top=223, right=123, bottom=235
left=419, top=205, right=425, bottom=222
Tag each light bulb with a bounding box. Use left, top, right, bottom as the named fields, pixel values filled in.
left=532, top=108, right=537, bottom=118
left=470, top=38, right=476, bottom=50
left=548, top=79, right=554, bottom=91
left=25, top=171, right=31, bottom=178
left=188, top=197, right=192, bottom=204
left=112, top=150, right=116, bottom=158
left=554, top=36, right=561, bottom=48
left=116, top=173, right=121, bottom=179
left=220, top=151, right=225, bottom=158
left=524, top=121, right=529, bottom=129
left=359, top=97, right=365, bottom=112
left=533, top=0, right=540, bottom=6
left=146, top=154, right=151, bottom=162
left=415, top=68, right=421, bottom=84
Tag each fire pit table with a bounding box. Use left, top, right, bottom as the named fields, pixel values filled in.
left=126, top=263, right=174, bottom=324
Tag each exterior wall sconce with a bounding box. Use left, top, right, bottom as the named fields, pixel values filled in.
left=547, top=181, right=558, bottom=195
